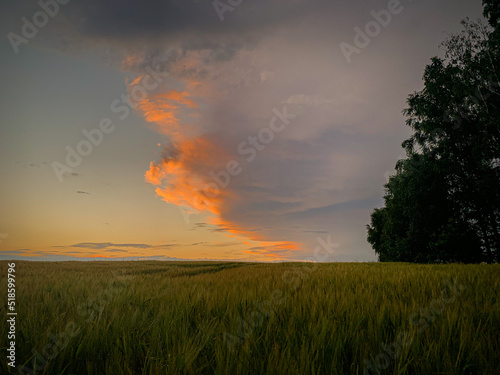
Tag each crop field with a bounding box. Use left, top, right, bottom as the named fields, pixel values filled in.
left=0, top=261, right=499, bottom=375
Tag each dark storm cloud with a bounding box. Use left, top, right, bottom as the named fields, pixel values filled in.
left=64, top=0, right=316, bottom=40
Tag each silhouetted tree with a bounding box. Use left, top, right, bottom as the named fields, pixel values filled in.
left=368, top=2, right=500, bottom=263
left=368, top=154, right=483, bottom=263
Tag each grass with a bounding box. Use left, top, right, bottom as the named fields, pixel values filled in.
left=0, top=261, right=498, bottom=374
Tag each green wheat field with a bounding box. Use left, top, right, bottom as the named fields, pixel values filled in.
left=1, top=261, right=499, bottom=375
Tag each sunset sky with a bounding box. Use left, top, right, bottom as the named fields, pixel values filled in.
left=0, top=0, right=485, bottom=262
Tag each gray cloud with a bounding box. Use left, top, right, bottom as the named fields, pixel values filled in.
left=288, top=196, right=384, bottom=220
left=70, top=242, right=153, bottom=249
left=0, top=250, right=29, bottom=256
left=64, top=0, right=316, bottom=40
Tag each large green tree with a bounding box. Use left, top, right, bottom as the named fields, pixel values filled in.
left=368, top=1, right=500, bottom=263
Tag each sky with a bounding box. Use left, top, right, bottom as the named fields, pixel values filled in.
left=0, top=0, right=486, bottom=262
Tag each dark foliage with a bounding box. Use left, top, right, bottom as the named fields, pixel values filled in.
left=367, top=1, right=500, bottom=263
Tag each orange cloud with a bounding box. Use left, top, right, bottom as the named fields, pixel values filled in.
left=124, top=54, right=300, bottom=259
left=146, top=135, right=230, bottom=214
left=127, top=71, right=198, bottom=140
left=211, top=217, right=299, bottom=258
left=121, top=53, right=146, bottom=71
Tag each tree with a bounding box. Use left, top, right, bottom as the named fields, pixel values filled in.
left=368, top=154, right=482, bottom=263
left=368, top=4, right=500, bottom=263
left=483, top=0, right=500, bottom=30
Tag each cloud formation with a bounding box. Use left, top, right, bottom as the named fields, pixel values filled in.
left=5, top=0, right=483, bottom=260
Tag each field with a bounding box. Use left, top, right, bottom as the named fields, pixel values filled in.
left=0, top=261, right=499, bottom=375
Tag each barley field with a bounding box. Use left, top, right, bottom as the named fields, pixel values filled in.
left=0, top=261, right=499, bottom=375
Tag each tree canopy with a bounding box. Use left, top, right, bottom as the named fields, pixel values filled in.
left=367, top=1, right=500, bottom=263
